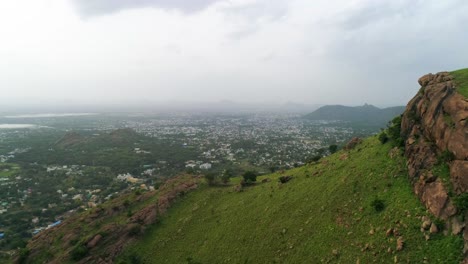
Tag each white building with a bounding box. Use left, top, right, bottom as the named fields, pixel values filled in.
left=199, top=163, right=212, bottom=170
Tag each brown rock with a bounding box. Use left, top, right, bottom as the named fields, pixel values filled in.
left=418, top=73, right=434, bottom=86
left=396, top=237, right=404, bottom=251
left=422, top=220, right=432, bottom=230
left=345, top=137, right=362, bottom=150
left=87, top=234, right=102, bottom=249
left=339, top=153, right=349, bottom=160
left=386, top=228, right=394, bottom=237
left=451, top=217, right=465, bottom=235
left=261, top=178, right=271, bottom=183
left=429, top=223, right=439, bottom=234
left=420, top=179, right=457, bottom=219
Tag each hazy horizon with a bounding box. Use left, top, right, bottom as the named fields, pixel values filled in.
left=0, top=100, right=409, bottom=115
left=1, top=0, right=468, bottom=109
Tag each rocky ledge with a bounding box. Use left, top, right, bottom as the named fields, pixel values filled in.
left=401, top=71, right=468, bottom=261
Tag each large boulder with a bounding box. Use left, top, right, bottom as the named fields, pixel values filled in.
left=345, top=137, right=363, bottom=150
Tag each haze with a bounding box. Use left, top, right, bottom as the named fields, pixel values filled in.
left=1, top=0, right=468, bottom=112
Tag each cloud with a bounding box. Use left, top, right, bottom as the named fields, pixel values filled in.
left=71, top=0, right=222, bottom=17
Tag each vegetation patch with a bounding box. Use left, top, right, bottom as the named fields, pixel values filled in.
left=370, top=198, right=385, bottom=212
left=443, top=113, right=455, bottom=129
left=453, top=193, right=468, bottom=217
left=451, top=68, right=468, bottom=98
left=119, top=137, right=463, bottom=263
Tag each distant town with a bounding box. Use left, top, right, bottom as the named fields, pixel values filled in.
left=0, top=112, right=380, bottom=253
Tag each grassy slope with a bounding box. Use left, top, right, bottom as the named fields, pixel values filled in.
left=451, top=68, right=468, bottom=97
left=120, top=137, right=463, bottom=263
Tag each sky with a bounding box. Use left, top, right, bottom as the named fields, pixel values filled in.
left=1, top=0, right=468, bottom=111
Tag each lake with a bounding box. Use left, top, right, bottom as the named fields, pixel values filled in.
left=0, top=124, right=37, bottom=129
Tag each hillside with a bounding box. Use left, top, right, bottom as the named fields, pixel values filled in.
left=15, top=70, right=468, bottom=263
left=304, top=104, right=405, bottom=126
left=17, top=135, right=463, bottom=263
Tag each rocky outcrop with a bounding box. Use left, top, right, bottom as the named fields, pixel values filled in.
left=21, top=175, right=200, bottom=264
left=401, top=71, right=468, bottom=261
left=344, top=137, right=363, bottom=150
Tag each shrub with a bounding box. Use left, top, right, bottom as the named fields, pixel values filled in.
left=329, top=144, right=338, bottom=154
left=17, top=248, right=30, bottom=264
left=433, top=218, right=445, bottom=231
left=307, top=155, right=322, bottom=163
left=279, top=176, right=293, bottom=184
left=220, top=169, right=232, bottom=184
left=378, top=132, right=389, bottom=144
left=387, top=116, right=404, bottom=147
left=70, top=244, right=88, bottom=261
left=438, top=150, right=455, bottom=164
left=204, top=173, right=217, bottom=186
left=371, top=198, right=385, bottom=212
left=129, top=224, right=141, bottom=236
left=242, top=171, right=257, bottom=183
left=453, top=193, right=468, bottom=216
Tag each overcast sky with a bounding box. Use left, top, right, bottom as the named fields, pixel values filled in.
left=1, top=0, right=467, bottom=110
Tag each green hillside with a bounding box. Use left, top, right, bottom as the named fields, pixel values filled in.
left=451, top=68, right=468, bottom=97
left=118, top=136, right=463, bottom=263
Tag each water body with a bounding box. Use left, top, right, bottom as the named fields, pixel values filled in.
left=0, top=124, right=37, bottom=129
left=3, top=113, right=97, bottom=118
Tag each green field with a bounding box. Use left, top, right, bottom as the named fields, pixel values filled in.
left=119, top=136, right=463, bottom=263
left=0, top=163, right=20, bottom=178
left=451, top=68, right=468, bottom=98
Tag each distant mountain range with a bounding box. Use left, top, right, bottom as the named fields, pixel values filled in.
left=304, top=104, right=405, bottom=126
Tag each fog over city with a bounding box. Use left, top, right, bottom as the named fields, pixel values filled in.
left=1, top=0, right=468, bottom=112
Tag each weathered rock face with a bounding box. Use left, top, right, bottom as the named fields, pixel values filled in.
left=401, top=71, right=468, bottom=260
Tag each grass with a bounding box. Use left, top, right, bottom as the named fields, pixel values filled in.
left=451, top=68, right=468, bottom=98
left=443, top=113, right=455, bottom=129
left=119, top=137, right=463, bottom=263
left=0, top=163, right=20, bottom=178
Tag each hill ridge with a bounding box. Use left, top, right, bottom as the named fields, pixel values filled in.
left=304, top=103, right=405, bottom=126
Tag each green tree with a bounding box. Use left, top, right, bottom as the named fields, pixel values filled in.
left=328, top=144, right=338, bottom=154
left=204, top=173, right=217, bottom=186
left=242, top=171, right=257, bottom=183
left=220, top=169, right=232, bottom=184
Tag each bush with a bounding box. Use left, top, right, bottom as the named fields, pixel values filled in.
left=453, top=193, right=468, bottom=216
left=17, top=248, right=30, bottom=264
left=329, top=145, right=338, bottom=154
left=279, top=176, right=293, bottom=184
left=70, top=244, right=88, bottom=261
left=438, top=150, right=456, bottom=164
left=387, top=116, right=404, bottom=147
left=307, top=155, right=322, bottom=163
left=371, top=198, right=385, bottom=212
left=204, top=173, right=217, bottom=186
left=220, top=169, right=232, bottom=185
left=433, top=218, right=445, bottom=231
left=242, top=171, right=257, bottom=183
left=378, top=132, right=389, bottom=144
left=129, top=224, right=141, bottom=236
